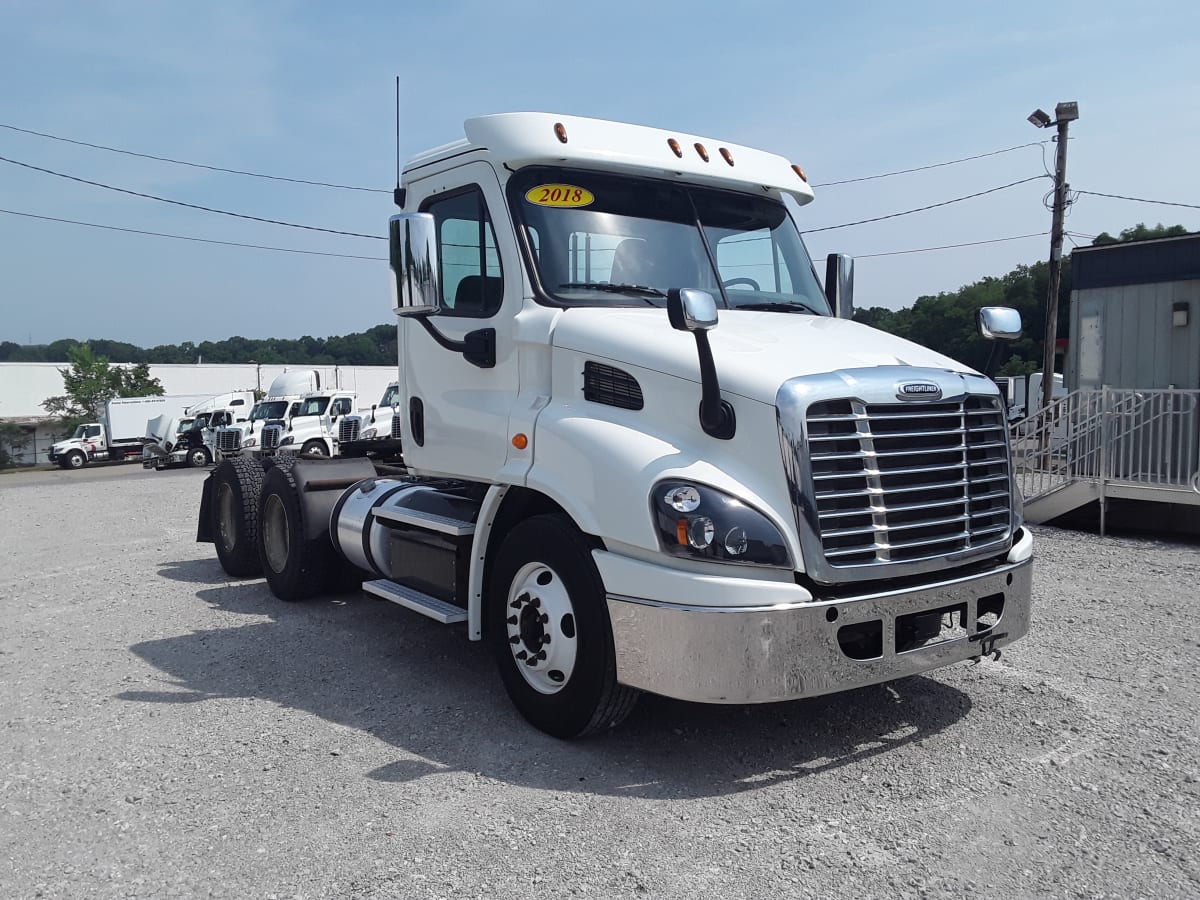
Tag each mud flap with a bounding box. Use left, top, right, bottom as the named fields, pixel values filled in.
left=196, top=471, right=215, bottom=543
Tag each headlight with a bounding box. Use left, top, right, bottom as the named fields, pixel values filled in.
left=244, top=437, right=257, bottom=448
left=361, top=426, right=378, bottom=440
left=652, top=481, right=791, bottom=568
left=279, top=435, right=295, bottom=446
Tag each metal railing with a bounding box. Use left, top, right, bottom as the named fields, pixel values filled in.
left=1012, top=388, right=1200, bottom=527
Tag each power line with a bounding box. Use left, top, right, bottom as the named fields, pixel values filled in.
left=811, top=142, right=1050, bottom=187
left=801, top=175, right=1047, bottom=234
left=1075, top=189, right=1200, bottom=211
left=0, top=207, right=385, bottom=261
left=0, top=153, right=385, bottom=240
left=856, top=232, right=1048, bottom=259
left=0, top=122, right=388, bottom=193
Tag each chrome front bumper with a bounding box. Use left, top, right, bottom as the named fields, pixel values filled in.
left=606, top=551, right=1032, bottom=704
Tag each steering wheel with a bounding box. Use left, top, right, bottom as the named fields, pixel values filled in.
left=722, top=277, right=760, bottom=290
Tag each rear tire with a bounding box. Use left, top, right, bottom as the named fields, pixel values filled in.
left=211, top=458, right=266, bottom=577
left=486, top=513, right=638, bottom=738
left=257, top=464, right=335, bottom=602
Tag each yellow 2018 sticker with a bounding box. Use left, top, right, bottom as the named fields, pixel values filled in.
left=524, top=184, right=594, bottom=208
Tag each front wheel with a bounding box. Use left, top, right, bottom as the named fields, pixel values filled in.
left=486, top=514, right=638, bottom=738
left=65, top=450, right=86, bottom=470
left=187, top=446, right=212, bottom=468
left=300, top=440, right=327, bottom=458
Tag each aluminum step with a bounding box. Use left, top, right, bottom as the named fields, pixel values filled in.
left=370, top=506, right=475, bottom=537
left=361, top=579, right=467, bottom=624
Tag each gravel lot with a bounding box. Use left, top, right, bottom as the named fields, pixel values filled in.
left=2, top=464, right=1198, bottom=899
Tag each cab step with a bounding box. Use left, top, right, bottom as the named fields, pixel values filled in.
left=361, top=579, right=467, bottom=624
left=370, top=505, right=476, bottom=537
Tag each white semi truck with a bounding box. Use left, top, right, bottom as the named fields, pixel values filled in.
left=144, top=391, right=256, bottom=469
left=214, top=370, right=320, bottom=459
left=50, top=393, right=211, bottom=468
left=197, top=113, right=1033, bottom=738
left=335, top=382, right=404, bottom=462
left=273, top=389, right=357, bottom=458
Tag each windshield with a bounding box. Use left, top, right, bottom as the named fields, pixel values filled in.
left=380, top=385, right=400, bottom=407
left=176, top=418, right=195, bottom=434
left=508, top=166, right=830, bottom=314
left=254, top=400, right=291, bottom=420
left=193, top=413, right=212, bottom=430
left=296, top=397, right=330, bottom=417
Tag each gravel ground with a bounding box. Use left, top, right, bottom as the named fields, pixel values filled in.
left=1, top=464, right=1197, bottom=899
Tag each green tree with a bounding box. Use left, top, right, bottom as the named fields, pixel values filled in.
left=0, top=419, right=31, bottom=467
left=41, top=344, right=164, bottom=425
left=1092, top=223, right=1189, bottom=245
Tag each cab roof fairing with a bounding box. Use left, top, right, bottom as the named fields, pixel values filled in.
left=400, top=113, right=816, bottom=204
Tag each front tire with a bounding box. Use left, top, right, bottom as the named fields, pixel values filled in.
left=187, top=446, right=212, bottom=468
left=65, top=450, right=86, bottom=470
left=300, top=440, right=327, bottom=458
left=486, top=514, right=638, bottom=738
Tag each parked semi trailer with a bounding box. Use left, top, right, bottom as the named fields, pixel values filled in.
left=197, top=113, right=1033, bottom=738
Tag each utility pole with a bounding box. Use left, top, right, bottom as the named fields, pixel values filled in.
left=1028, top=101, right=1079, bottom=411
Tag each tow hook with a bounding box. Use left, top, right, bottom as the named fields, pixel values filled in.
left=969, top=629, right=1008, bottom=661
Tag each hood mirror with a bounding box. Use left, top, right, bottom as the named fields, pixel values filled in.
left=667, top=288, right=718, bottom=332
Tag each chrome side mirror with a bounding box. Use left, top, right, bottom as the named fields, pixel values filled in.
left=389, top=213, right=439, bottom=317
left=667, top=288, right=718, bottom=332
left=978, top=307, right=1023, bottom=341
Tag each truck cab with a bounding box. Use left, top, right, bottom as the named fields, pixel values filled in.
left=276, top=391, right=356, bottom=458
left=49, top=423, right=107, bottom=468
left=337, top=382, right=403, bottom=461
left=200, top=113, right=1032, bottom=738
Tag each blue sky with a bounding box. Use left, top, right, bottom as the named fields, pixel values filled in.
left=2, top=0, right=1198, bottom=347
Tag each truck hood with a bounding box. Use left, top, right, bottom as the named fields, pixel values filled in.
left=551, top=308, right=975, bottom=403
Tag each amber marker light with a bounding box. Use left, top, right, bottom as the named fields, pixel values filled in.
left=694, top=143, right=709, bottom=162
left=667, top=138, right=683, bottom=158
left=554, top=122, right=568, bottom=144
left=676, top=519, right=689, bottom=545
left=719, top=147, right=734, bottom=166
left=512, top=433, right=529, bottom=450
left=791, top=164, right=808, bottom=182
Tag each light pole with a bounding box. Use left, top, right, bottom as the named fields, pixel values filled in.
left=1028, top=101, right=1079, bottom=412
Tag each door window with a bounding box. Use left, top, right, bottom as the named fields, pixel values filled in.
left=423, top=188, right=503, bottom=318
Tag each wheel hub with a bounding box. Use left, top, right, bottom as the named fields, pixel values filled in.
left=261, top=493, right=290, bottom=574
left=505, top=563, right=577, bottom=695
left=216, top=483, right=236, bottom=550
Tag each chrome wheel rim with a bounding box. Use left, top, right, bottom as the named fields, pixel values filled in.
left=505, top=562, right=578, bottom=695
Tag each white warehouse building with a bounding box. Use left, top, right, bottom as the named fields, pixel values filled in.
left=0, top=362, right=398, bottom=466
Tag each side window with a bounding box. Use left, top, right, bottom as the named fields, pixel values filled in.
left=332, top=398, right=352, bottom=416
left=86, top=425, right=102, bottom=439
left=424, top=187, right=503, bottom=318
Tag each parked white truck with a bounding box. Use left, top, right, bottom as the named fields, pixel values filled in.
left=273, top=389, right=357, bottom=458
left=335, top=382, right=403, bottom=462
left=50, top=394, right=211, bottom=468
left=144, top=391, right=255, bottom=469
left=214, top=370, right=321, bottom=459
left=197, top=113, right=1033, bottom=738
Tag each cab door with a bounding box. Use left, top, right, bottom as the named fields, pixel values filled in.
left=400, top=162, right=521, bottom=481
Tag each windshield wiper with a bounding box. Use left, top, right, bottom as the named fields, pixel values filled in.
left=559, top=282, right=666, bottom=297
left=733, top=302, right=815, bottom=314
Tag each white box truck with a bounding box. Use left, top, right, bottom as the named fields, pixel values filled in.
left=50, top=394, right=212, bottom=468
left=197, top=113, right=1033, bottom=737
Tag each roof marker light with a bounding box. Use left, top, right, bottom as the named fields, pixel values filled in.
left=694, top=143, right=709, bottom=162
left=719, top=147, right=734, bottom=166
left=667, top=138, right=683, bottom=158
left=554, top=122, right=568, bottom=144
left=791, top=164, right=808, bottom=182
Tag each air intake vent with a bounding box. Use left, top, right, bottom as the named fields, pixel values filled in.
left=216, top=429, right=240, bottom=452
left=583, top=361, right=643, bottom=411
left=261, top=424, right=282, bottom=451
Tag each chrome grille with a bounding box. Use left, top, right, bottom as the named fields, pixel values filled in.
left=807, top=396, right=1011, bottom=567
left=216, top=429, right=240, bottom=453
left=261, top=424, right=282, bottom=451
left=339, top=417, right=361, bottom=443
left=391, top=414, right=402, bottom=440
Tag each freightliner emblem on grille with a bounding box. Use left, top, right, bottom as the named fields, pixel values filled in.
left=896, top=381, right=943, bottom=401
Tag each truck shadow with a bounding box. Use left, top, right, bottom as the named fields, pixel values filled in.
left=124, top=561, right=975, bottom=799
